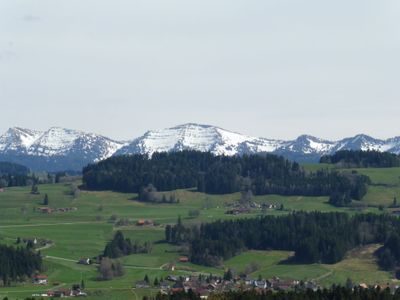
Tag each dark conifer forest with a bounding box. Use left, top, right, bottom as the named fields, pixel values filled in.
left=0, top=161, right=33, bottom=187
left=376, top=233, right=400, bottom=271
left=166, top=212, right=400, bottom=267
left=82, top=151, right=370, bottom=206
left=320, top=150, right=400, bottom=168
left=0, top=244, right=42, bottom=286
left=0, top=162, right=30, bottom=175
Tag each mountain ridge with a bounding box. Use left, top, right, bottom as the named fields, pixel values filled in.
left=0, top=123, right=399, bottom=171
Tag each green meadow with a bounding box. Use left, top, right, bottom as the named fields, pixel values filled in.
left=1, top=165, right=400, bottom=299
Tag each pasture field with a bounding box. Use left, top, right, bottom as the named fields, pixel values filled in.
left=1, top=165, right=400, bottom=299
left=225, top=244, right=393, bottom=287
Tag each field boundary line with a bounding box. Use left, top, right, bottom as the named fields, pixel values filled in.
left=0, top=221, right=106, bottom=228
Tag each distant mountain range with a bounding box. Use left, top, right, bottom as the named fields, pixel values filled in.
left=0, top=124, right=399, bottom=171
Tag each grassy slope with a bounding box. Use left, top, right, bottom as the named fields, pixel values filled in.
left=225, top=244, right=392, bottom=286
left=1, top=165, right=399, bottom=299
left=302, top=165, right=400, bottom=208
left=353, top=168, right=400, bottom=206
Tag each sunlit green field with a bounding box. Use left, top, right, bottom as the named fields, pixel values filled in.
left=1, top=164, right=400, bottom=299
left=225, top=244, right=393, bottom=286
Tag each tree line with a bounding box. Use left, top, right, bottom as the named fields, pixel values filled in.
left=166, top=212, right=400, bottom=266
left=320, top=150, right=400, bottom=168
left=103, top=231, right=152, bottom=258
left=138, top=184, right=180, bottom=204
left=0, top=244, right=42, bottom=286
left=82, top=151, right=370, bottom=206
left=0, top=161, right=29, bottom=176
left=376, top=233, right=400, bottom=274
left=97, top=257, right=124, bottom=281
left=145, top=287, right=400, bottom=300
left=0, top=161, right=35, bottom=188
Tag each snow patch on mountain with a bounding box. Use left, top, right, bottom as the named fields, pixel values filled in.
left=116, top=123, right=287, bottom=156
left=116, top=124, right=400, bottom=160
left=27, top=127, right=82, bottom=156
left=0, top=127, right=43, bottom=152
left=0, top=123, right=400, bottom=171
left=0, top=126, right=125, bottom=160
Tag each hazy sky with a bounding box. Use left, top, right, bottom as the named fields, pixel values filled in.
left=1, top=0, right=399, bottom=141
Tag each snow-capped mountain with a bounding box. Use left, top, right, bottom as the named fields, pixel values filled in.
left=0, top=123, right=399, bottom=171
left=0, top=127, right=126, bottom=171
left=0, top=127, right=42, bottom=153
left=26, top=127, right=125, bottom=160
left=332, top=134, right=390, bottom=153
left=116, top=124, right=400, bottom=161
left=116, top=123, right=286, bottom=156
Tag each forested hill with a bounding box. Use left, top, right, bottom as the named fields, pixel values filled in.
left=166, top=212, right=400, bottom=267
left=0, top=161, right=29, bottom=175
left=320, top=150, right=400, bottom=168
left=83, top=151, right=370, bottom=206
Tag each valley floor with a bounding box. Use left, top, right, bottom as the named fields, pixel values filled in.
left=1, top=166, right=400, bottom=299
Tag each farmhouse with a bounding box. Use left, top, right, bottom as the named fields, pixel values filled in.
left=53, top=288, right=73, bottom=297
left=136, top=219, right=154, bottom=226
left=171, top=281, right=184, bottom=293
left=254, top=280, right=267, bottom=289
left=78, top=258, right=91, bottom=265
left=37, top=207, right=52, bottom=214
left=225, top=207, right=251, bottom=215
left=179, top=256, right=189, bottom=263
left=33, top=274, right=48, bottom=285
left=34, top=286, right=86, bottom=298
left=136, top=280, right=150, bottom=288
left=160, top=281, right=171, bottom=290
left=23, top=237, right=38, bottom=245
left=167, top=275, right=178, bottom=282
left=137, top=219, right=145, bottom=225
left=267, top=277, right=295, bottom=290
left=36, top=207, right=78, bottom=214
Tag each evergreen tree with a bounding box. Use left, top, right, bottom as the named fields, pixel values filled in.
left=43, top=194, right=49, bottom=206
left=26, top=240, right=34, bottom=250
left=31, top=184, right=39, bottom=194
left=223, top=269, right=233, bottom=281
left=165, top=225, right=172, bottom=242
left=346, top=278, right=353, bottom=289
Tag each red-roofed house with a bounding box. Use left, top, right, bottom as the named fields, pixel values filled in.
left=179, top=256, right=189, bottom=263
left=33, top=274, right=48, bottom=285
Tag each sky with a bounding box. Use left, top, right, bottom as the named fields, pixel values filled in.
left=0, top=0, right=399, bottom=141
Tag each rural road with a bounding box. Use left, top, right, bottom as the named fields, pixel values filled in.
left=0, top=221, right=105, bottom=228
left=45, top=255, right=162, bottom=270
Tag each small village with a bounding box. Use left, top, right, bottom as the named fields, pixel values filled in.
left=150, top=275, right=400, bottom=299
left=31, top=271, right=400, bottom=299
left=137, top=274, right=319, bottom=298
left=31, top=275, right=87, bottom=298
left=224, top=190, right=281, bottom=215
left=36, top=206, right=78, bottom=214
left=30, top=272, right=319, bottom=298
